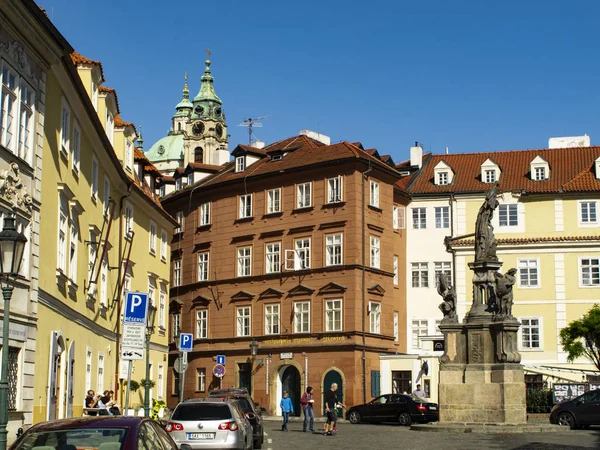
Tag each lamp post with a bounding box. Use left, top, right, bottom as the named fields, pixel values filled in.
left=249, top=339, right=258, bottom=393
left=143, top=306, right=157, bottom=417
left=0, top=217, right=27, bottom=450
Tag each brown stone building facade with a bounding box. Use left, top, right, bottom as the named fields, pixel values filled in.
left=161, top=134, right=408, bottom=415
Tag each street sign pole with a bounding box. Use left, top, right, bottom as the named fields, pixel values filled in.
left=124, top=360, right=133, bottom=415
left=178, top=351, right=185, bottom=403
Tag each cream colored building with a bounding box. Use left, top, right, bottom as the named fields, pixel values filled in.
left=8, top=5, right=179, bottom=426
left=398, top=142, right=600, bottom=401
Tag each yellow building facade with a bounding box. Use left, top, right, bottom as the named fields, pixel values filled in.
left=27, top=12, right=176, bottom=424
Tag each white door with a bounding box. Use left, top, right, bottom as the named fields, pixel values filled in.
left=66, top=341, right=75, bottom=417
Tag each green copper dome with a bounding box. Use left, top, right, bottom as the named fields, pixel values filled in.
left=174, top=73, right=193, bottom=118
left=193, top=59, right=222, bottom=104
left=145, top=134, right=184, bottom=162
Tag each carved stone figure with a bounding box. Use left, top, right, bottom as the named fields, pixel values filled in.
left=494, top=268, right=517, bottom=319
left=0, top=162, right=32, bottom=212
left=474, top=182, right=500, bottom=262
left=437, top=273, right=458, bottom=322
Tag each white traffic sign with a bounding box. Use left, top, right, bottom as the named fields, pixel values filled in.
left=119, top=361, right=129, bottom=379
left=123, top=292, right=149, bottom=325
left=121, top=347, right=144, bottom=360
left=174, top=357, right=188, bottom=373
left=179, top=333, right=193, bottom=352
left=122, top=324, right=145, bottom=349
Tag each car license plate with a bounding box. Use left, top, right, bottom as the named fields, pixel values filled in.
left=429, top=406, right=437, bottom=410
left=187, top=433, right=215, bottom=440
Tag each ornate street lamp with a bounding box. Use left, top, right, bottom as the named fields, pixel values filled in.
left=0, top=217, right=27, bottom=450
left=143, top=305, right=157, bottom=417
left=249, top=339, right=259, bottom=393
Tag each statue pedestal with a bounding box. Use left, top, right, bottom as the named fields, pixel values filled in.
left=438, top=320, right=526, bottom=424
left=466, top=260, right=503, bottom=321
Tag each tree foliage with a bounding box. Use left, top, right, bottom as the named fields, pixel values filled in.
left=559, top=304, right=600, bottom=372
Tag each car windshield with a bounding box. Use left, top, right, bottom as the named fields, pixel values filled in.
left=172, top=403, right=232, bottom=421
left=13, top=428, right=128, bottom=450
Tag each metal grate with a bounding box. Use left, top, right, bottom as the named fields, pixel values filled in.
left=8, top=347, right=20, bottom=411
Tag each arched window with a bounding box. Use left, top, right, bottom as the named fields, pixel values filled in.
left=194, top=147, right=203, bottom=163
left=178, top=123, right=181, bottom=131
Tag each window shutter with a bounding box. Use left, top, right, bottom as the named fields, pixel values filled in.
left=398, top=207, right=406, bottom=229
left=371, top=370, right=381, bottom=398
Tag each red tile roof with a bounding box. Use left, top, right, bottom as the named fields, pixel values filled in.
left=98, top=86, right=120, bottom=113
left=407, top=146, right=600, bottom=194
left=70, top=51, right=105, bottom=81
left=451, top=235, right=600, bottom=246
left=114, top=114, right=136, bottom=132
left=185, top=163, right=222, bottom=172
left=164, top=135, right=403, bottom=198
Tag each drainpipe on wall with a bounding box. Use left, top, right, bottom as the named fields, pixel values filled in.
left=115, top=183, right=133, bottom=400
left=361, top=163, right=372, bottom=405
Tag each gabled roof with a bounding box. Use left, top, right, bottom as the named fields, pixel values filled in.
left=367, top=284, right=386, bottom=296
left=114, top=114, right=136, bottom=133
left=318, top=282, right=347, bottom=294
left=230, top=291, right=255, bottom=301
left=163, top=134, right=403, bottom=200
left=70, top=51, right=105, bottom=81
left=287, top=284, right=315, bottom=296
left=184, top=162, right=222, bottom=174
left=98, top=85, right=120, bottom=114
left=258, top=287, right=284, bottom=299
left=407, top=146, right=600, bottom=194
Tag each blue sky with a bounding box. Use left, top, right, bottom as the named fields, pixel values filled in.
left=38, top=0, right=600, bottom=161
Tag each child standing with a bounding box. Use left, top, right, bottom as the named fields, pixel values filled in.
left=280, top=391, right=294, bottom=432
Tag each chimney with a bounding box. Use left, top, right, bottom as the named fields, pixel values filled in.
left=299, top=130, right=331, bottom=145
left=410, top=142, right=423, bottom=168
left=254, top=141, right=265, bottom=149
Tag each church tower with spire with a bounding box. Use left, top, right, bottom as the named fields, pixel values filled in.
left=146, top=53, right=230, bottom=174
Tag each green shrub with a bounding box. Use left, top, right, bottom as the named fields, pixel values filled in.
left=526, top=388, right=553, bottom=413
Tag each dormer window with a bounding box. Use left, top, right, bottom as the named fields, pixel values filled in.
left=530, top=155, right=549, bottom=181
left=235, top=156, right=245, bottom=173
left=433, top=160, right=454, bottom=186
left=595, top=157, right=600, bottom=180
left=481, top=158, right=501, bottom=184
left=176, top=178, right=182, bottom=190
left=125, top=140, right=133, bottom=171
left=187, top=174, right=194, bottom=186
left=485, top=170, right=496, bottom=183
left=271, top=154, right=283, bottom=161
left=106, top=110, right=114, bottom=145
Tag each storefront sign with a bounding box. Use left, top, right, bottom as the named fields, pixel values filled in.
left=280, top=352, right=293, bottom=360
left=263, top=335, right=349, bottom=346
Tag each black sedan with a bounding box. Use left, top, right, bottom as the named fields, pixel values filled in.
left=346, top=394, right=439, bottom=426
left=9, top=416, right=188, bottom=450
left=550, top=389, right=600, bottom=429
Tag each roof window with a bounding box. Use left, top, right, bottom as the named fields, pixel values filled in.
left=235, top=156, right=245, bottom=173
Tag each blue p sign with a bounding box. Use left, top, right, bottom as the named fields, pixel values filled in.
left=179, top=333, right=193, bottom=352
left=123, top=292, right=149, bottom=325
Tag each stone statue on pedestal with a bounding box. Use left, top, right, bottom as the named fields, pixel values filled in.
left=437, top=274, right=458, bottom=323
left=474, top=181, right=499, bottom=262
left=494, top=268, right=517, bottom=320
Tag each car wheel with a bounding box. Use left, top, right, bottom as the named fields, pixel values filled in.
left=557, top=412, right=576, bottom=430
left=347, top=411, right=361, bottom=424
left=254, top=438, right=262, bottom=449
left=398, top=412, right=412, bottom=426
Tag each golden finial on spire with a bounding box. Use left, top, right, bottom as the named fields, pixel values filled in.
left=206, top=48, right=211, bottom=57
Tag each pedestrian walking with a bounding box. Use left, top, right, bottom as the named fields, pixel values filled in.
left=412, top=384, right=427, bottom=399
left=280, top=391, right=294, bottom=432
left=300, top=386, right=315, bottom=432
left=323, top=383, right=345, bottom=435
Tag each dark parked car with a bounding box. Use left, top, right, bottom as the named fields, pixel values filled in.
left=346, top=394, right=439, bottom=426
left=209, top=388, right=264, bottom=449
left=550, top=389, right=600, bottom=429
left=9, top=416, right=185, bottom=450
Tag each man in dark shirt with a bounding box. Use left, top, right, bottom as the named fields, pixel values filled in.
left=85, top=390, right=100, bottom=416
left=323, top=383, right=345, bottom=435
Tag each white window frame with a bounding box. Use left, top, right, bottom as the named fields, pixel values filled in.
left=265, top=242, right=281, bottom=274
left=267, top=188, right=281, bottom=214
left=579, top=201, right=598, bottom=226
left=172, top=312, right=181, bottom=340
left=160, top=229, right=167, bottom=262
left=294, top=301, right=310, bottom=334
left=434, top=206, right=450, bottom=229
left=397, top=206, right=406, bottom=229
left=239, top=194, right=252, bottom=219
left=103, top=177, right=110, bottom=217
left=175, top=211, right=184, bottom=234
left=393, top=256, right=399, bottom=286
left=237, top=247, right=252, bottom=277
left=296, top=182, right=312, bottom=209
left=325, top=233, right=343, bottom=267
left=294, top=238, right=311, bottom=270
left=124, top=203, right=134, bottom=238
left=236, top=306, right=251, bottom=337
left=106, top=109, right=114, bottom=145
left=157, top=364, right=165, bottom=399
left=580, top=257, right=600, bottom=287
left=60, top=99, right=70, bottom=156
left=68, top=215, right=78, bottom=281
left=370, top=236, right=380, bottom=269
left=325, top=299, right=342, bottom=332
left=327, top=176, right=343, bottom=203
left=235, top=156, right=245, bottom=172
left=394, top=312, right=399, bottom=342
left=173, top=259, right=182, bottom=287
left=369, top=180, right=380, bottom=208
left=519, top=317, right=543, bottom=351
left=411, top=319, right=428, bottom=349
left=369, top=302, right=381, bottom=334
left=196, top=309, right=208, bottom=339
left=149, top=221, right=157, bottom=255
left=393, top=206, right=399, bottom=230
left=199, top=202, right=211, bottom=226
left=97, top=352, right=105, bottom=393
left=197, top=368, right=206, bottom=392
left=159, top=287, right=166, bottom=329
left=434, top=262, right=452, bottom=286
left=197, top=252, right=209, bottom=282
left=1, top=63, right=34, bottom=158
left=125, top=140, right=133, bottom=170
left=72, top=123, right=81, bottom=174
left=85, top=347, right=92, bottom=393
left=265, top=304, right=280, bottom=335
left=438, top=172, right=449, bottom=185
left=57, top=195, right=68, bottom=272
left=534, top=167, right=546, bottom=181
left=518, top=259, right=539, bottom=288
left=412, top=262, right=429, bottom=288
left=100, top=255, right=108, bottom=308
left=91, top=156, right=99, bottom=201
left=412, top=208, right=426, bottom=229
left=499, top=204, right=519, bottom=227
left=91, top=79, right=98, bottom=111
left=485, top=169, right=496, bottom=183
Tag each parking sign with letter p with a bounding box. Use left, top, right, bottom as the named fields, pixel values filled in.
left=179, top=333, right=193, bottom=352
left=123, top=292, right=149, bottom=325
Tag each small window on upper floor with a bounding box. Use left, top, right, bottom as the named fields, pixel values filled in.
left=530, top=155, right=549, bottom=181
left=175, top=178, right=182, bottom=190
left=485, top=170, right=496, bottom=183
left=434, top=160, right=454, bottom=186
left=438, top=172, right=449, bottom=185
left=125, top=140, right=133, bottom=171
left=534, top=167, right=546, bottom=181
left=271, top=154, right=283, bottom=161
left=369, top=181, right=380, bottom=208
left=187, top=174, right=194, bottom=186
left=235, top=156, right=245, bottom=173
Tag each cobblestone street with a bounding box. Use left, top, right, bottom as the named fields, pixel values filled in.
left=262, top=421, right=600, bottom=450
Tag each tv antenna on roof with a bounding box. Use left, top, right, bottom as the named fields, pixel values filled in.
left=238, top=116, right=271, bottom=146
